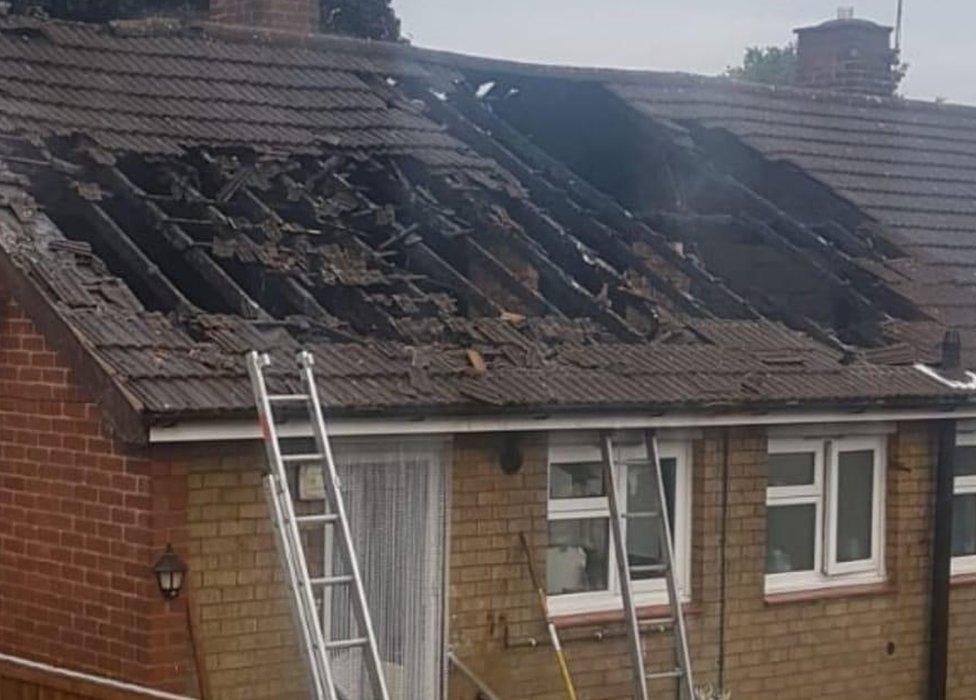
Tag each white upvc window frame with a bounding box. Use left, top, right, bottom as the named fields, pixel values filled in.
left=765, top=435, right=886, bottom=595
left=546, top=433, right=692, bottom=617
left=952, top=432, right=976, bottom=576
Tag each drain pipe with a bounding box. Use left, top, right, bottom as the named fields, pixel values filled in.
left=929, top=331, right=960, bottom=700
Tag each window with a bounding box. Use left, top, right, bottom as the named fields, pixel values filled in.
left=546, top=434, right=691, bottom=616
left=765, top=436, right=885, bottom=594
left=303, top=440, right=447, bottom=699
left=952, top=434, right=976, bottom=576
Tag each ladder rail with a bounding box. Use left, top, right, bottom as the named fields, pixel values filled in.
left=646, top=433, right=696, bottom=700
left=263, top=475, right=330, bottom=700
left=601, top=433, right=651, bottom=700
left=298, top=350, right=392, bottom=700
left=246, top=351, right=336, bottom=700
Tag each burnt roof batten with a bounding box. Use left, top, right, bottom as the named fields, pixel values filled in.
left=419, top=84, right=758, bottom=320
left=104, top=165, right=271, bottom=321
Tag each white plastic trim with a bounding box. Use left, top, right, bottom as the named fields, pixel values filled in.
left=149, top=408, right=976, bottom=444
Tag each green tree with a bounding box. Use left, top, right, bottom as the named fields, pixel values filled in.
left=320, top=0, right=400, bottom=41
left=725, top=44, right=797, bottom=86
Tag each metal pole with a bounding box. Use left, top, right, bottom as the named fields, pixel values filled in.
left=0, top=652, right=196, bottom=700
left=929, top=418, right=956, bottom=700
left=448, top=652, right=505, bottom=700
left=518, top=533, right=579, bottom=700
left=895, top=0, right=905, bottom=53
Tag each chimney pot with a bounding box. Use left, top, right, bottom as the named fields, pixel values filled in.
left=942, top=330, right=962, bottom=371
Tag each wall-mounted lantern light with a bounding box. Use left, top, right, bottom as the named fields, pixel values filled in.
left=153, top=544, right=187, bottom=600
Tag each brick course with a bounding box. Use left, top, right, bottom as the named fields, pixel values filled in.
left=0, top=293, right=191, bottom=693
left=210, top=0, right=319, bottom=34
left=182, top=445, right=307, bottom=700
left=448, top=427, right=976, bottom=699
left=6, top=275, right=976, bottom=698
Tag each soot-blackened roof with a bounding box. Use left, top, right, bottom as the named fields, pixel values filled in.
left=0, top=14, right=971, bottom=440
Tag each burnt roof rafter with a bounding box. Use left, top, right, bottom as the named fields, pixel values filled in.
left=362, top=157, right=567, bottom=320
left=408, top=162, right=646, bottom=341
left=0, top=141, right=198, bottom=317
left=408, top=81, right=759, bottom=322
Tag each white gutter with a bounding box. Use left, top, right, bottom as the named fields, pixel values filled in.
left=0, top=652, right=196, bottom=700
left=149, top=406, right=976, bottom=444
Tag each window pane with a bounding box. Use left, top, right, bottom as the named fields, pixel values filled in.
left=768, top=452, right=815, bottom=487
left=766, top=504, right=816, bottom=573
left=546, top=519, right=609, bottom=594
left=953, top=494, right=976, bottom=557
left=836, top=450, right=875, bottom=563
left=626, top=457, right=676, bottom=580
left=550, top=462, right=604, bottom=499
left=955, top=446, right=976, bottom=477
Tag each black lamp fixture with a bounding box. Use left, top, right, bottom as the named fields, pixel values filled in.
left=153, top=544, right=187, bottom=600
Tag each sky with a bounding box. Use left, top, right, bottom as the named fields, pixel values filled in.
left=393, top=1, right=976, bottom=105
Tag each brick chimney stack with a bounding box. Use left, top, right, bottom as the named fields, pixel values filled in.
left=210, top=0, right=320, bottom=34
left=794, top=9, right=898, bottom=97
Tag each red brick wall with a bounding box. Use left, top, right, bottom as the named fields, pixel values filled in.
left=210, top=0, right=319, bottom=33
left=0, top=294, right=193, bottom=693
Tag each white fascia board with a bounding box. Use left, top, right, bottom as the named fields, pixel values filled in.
left=148, top=406, right=976, bottom=444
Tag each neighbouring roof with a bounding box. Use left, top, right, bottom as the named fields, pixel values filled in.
left=0, top=14, right=972, bottom=440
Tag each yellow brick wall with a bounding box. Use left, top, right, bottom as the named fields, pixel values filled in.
left=448, top=425, right=976, bottom=700
left=168, top=423, right=976, bottom=700
left=182, top=444, right=308, bottom=700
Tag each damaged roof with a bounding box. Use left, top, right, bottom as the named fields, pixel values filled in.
left=0, top=14, right=972, bottom=440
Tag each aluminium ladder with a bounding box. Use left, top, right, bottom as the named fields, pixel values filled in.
left=601, top=430, right=695, bottom=700
left=246, top=350, right=391, bottom=700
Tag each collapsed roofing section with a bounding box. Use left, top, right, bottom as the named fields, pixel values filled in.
left=444, top=69, right=946, bottom=357
left=0, top=15, right=972, bottom=438
left=599, top=75, right=976, bottom=361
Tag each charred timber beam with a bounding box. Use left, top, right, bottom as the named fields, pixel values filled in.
left=184, top=149, right=367, bottom=328
left=685, top=166, right=928, bottom=327
left=499, top=186, right=709, bottom=318
left=74, top=200, right=195, bottom=315
left=418, top=172, right=644, bottom=341
left=399, top=236, right=503, bottom=316
left=5, top=155, right=196, bottom=316
left=371, top=161, right=565, bottom=319
left=233, top=191, right=384, bottom=335
left=740, top=213, right=883, bottom=340
left=80, top=160, right=270, bottom=321
left=410, top=84, right=757, bottom=320
left=271, top=171, right=491, bottom=316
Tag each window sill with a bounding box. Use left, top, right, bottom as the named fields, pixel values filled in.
left=764, top=581, right=894, bottom=605
left=552, top=602, right=699, bottom=630
left=951, top=572, right=976, bottom=587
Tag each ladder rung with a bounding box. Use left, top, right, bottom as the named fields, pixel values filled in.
left=646, top=668, right=684, bottom=680
left=268, top=393, right=310, bottom=402
left=324, top=637, right=368, bottom=651
left=624, top=511, right=660, bottom=519
left=630, top=563, right=668, bottom=575
left=623, top=459, right=655, bottom=467
left=295, top=513, right=339, bottom=526
left=310, top=575, right=354, bottom=587
left=281, top=453, right=323, bottom=463
left=639, top=616, right=675, bottom=628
